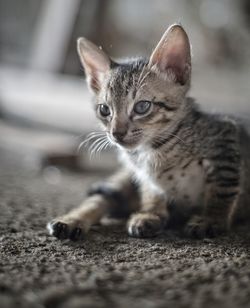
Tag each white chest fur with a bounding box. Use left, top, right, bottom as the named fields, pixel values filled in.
left=158, top=161, right=205, bottom=206
left=119, top=147, right=163, bottom=192
left=120, top=148, right=205, bottom=206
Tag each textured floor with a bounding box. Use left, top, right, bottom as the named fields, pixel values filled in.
left=1, top=146, right=250, bottom=308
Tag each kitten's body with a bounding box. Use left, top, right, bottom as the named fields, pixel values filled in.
left=48, top=25, right=250, bottom=240
left=123, top=100, right=250, bottom=223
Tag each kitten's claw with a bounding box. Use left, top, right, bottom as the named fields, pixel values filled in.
left=184, top=216, right=225, bottom=239
left=127, top=212, right=166, bottom=238
left=47, top=219, right=85, bottom=241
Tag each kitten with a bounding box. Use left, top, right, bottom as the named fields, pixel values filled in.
left=47, top=24, right=250, bottom=240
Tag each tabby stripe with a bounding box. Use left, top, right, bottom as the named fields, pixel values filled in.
left=217, top=180, right=239, bottom=188
left=152, top=122, right=184, bottom=149
left=206, top=166, right=239, bottom=181
left=158, top=165, right=174, bottom=178
left=214, top=145, right=236, bottom=154
left=216, top=191, right=238, bottom=199
left=182, top=159, right=193, bottom=169
left=206, top=173, right=239, bottom=183
left=215, top=165, right=239, bottom=174
left=222, top=127, right=236, bottom=136
left=217, top=175, right=239, bottom=182
left=154, top=101, right=178, bottom=112
left=216, top=139, right=236, bottom=144
left=211, top=153, right=240, bottom=163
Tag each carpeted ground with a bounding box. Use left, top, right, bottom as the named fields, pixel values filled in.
left=1, top=146, right=250, bottom=308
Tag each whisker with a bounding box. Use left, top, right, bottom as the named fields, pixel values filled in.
left=104, top=140, right=112, bottom=150
left=152, top=131, right=187, bottom=146
left=138, top=82, right=147, bottom=91
left=137, top=62, right=148, bottom=89
left=149, top=134, right=178, bottom=148
left=147, top=130, right=194, bottom=158
left=75, top=133, right=88, bottom=141
left=78, top=136, right=99, bottom=153
left=88, top=131, right=106, bottom=136
left=137, top=60, right=151, bottom=89
left=84, top=132, right=106, bottom=142
left=77, top=131, right=107, bottom=153
left=89, top=135, right=109, bottom=159
left=92, top=139, right=108, bottom=159
left=164, top=132, right=187, bottom=145
left=137, top=69, right=151, bottom=90
left=85, top=134, right=105, bottom=144
left=89, top=136, right=106, bottom=152
left=97, top=139, right=110, bottom=154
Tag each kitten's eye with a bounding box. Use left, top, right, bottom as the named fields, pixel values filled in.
left=99, top=104, right=110, bottom=117
left=134, top=101, right=151, bottom=115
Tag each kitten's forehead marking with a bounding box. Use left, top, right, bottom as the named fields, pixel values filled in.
left=105, top=60, right=147, bottom=113
left=112, top=66, right=135, bottom=97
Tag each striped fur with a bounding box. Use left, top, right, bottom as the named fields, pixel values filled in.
left=48, top=24, right=250, bottom=240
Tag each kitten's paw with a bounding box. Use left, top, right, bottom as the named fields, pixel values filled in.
left=184, top=216, right=225, bottom=239
left=127, top=212, right=166, bottom=238
left=47, top=218, right=87, bottom=241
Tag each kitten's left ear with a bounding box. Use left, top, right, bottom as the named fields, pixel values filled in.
left=149, top=24, right=191, bottom=85
left=77, top=38, right=111, bottom=94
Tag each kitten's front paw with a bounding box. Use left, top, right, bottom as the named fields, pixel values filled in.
left=127, top=212, right=166, bottom=238
left=47, top=218, right=87, bottom=241
left=184, top=216, right=225, bottom=239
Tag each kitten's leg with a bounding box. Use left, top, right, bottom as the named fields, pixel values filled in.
left=127, top=184, right=168, bottom=238
left=47, top=170, right=139, bottom=240
left=185, top=159, right=240, bottom=238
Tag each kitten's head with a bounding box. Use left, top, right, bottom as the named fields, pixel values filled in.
left=77, top=24, right=191, bottom=150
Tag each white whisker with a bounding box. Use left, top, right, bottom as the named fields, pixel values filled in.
left=89, top=136, right=106, bottom=152
left=91, top=140, right=107, bottom=159
left=77, top=131, right=107, bottom=154
left=104, top=140, right=112, bottom=150
left=150, top=131, right=187, bottom=147
left=89, top=135, right=110, bottom=160
left=138, top=69, right=151, bottom=90
left=97, top=139, right=110, bottom=154
left=137, top=62, right=147, bottom=86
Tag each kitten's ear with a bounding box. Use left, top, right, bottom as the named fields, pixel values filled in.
left=77, top=38, right=111, bottom=93
left=148, top=24, right=191, bottom=85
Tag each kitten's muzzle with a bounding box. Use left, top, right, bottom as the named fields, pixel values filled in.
left=112, top=130, right=127, bottom=143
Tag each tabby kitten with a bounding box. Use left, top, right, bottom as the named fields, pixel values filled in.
left=47, top=24, right=250, bottom=240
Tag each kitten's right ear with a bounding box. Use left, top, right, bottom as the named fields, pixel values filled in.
left=77, top=38, right=111, bottom=94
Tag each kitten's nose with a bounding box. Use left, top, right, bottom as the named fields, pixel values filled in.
left=112, top=130, right=126, bottom=142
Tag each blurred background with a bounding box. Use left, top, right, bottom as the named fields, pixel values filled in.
left=0, top=0, right=250, bottom=174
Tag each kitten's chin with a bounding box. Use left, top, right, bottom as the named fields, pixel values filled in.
left=115, top=139, right=140, bottom=150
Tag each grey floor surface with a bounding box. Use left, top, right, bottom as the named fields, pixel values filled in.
left=0, top=146, right=250, bottom=308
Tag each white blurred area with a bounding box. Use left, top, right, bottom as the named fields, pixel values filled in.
left=0, top=0, right=250, bottom=136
